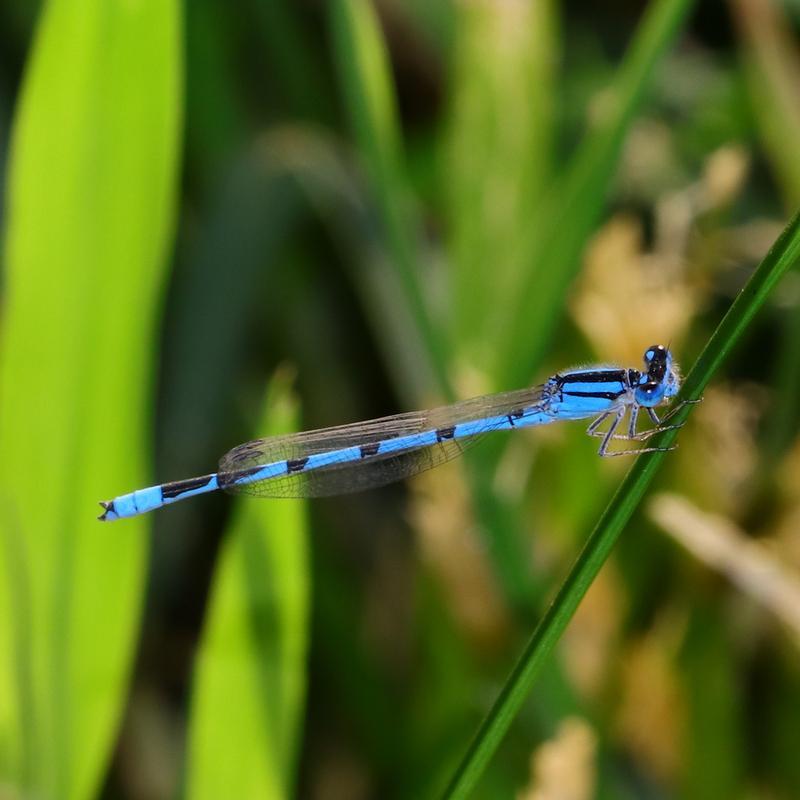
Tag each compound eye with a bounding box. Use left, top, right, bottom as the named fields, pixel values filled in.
left=643, top=345, right=662, bottom=365
left=645, top=344, right=668, bottom=363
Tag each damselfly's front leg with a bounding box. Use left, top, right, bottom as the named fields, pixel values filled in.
left=650, top=397, right=703, bottom=426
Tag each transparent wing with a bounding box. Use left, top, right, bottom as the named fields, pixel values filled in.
left=218, top=385, right=544, bottom=498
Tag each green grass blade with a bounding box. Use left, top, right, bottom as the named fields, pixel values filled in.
left=732, top=0, right=800, bottom=462
left=330, top=0, right=451, bottom=396
left=186, top=374, right=309, bottom=800
left=445, top=0, right=558, bottom=352
left=496, top=0, right=694, bottom=388
left=733, top=0, right=800, bottom=208
left=440, top=208, right=800, bottom=799
left=0, top=0, right=182, bottom=797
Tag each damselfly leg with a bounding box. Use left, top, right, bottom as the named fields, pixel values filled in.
left=588, top=405, right=683, bottom=457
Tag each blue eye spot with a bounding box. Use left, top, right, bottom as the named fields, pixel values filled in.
left=646, top=349, right=654, bottom=361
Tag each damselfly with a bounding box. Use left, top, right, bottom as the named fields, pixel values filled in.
left=99, top=345, right=695, bottom=521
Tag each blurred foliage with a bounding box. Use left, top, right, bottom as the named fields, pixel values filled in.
left=0, top=1, right=181, bottom=798
left=187, top=372, right=308, bottom=800
left=1, top=1, right=800, bottom=799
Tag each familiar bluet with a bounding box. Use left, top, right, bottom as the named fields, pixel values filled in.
left=99, top=345, right=695, bottom=521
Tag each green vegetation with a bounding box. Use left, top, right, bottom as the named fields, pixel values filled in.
left=1, top=1, right=800, bottom=798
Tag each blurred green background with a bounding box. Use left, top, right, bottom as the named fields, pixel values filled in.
left=2, top=0, right=800, bottom=798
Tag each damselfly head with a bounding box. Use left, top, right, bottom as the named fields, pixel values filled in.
left=639, top=344, right=681, bottom=404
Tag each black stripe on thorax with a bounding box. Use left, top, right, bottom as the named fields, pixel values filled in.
left=561, top=390, right=623, bottom=400
left=557, top=369, right=627, bottom=385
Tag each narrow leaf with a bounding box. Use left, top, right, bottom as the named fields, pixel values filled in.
left=186, top=374, right=309, bottom=800
left=445, top=0, right=558, bottom=352
left=0, top=1, right=182, bottom=797
left=330, top=0, right=450, bottom=396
